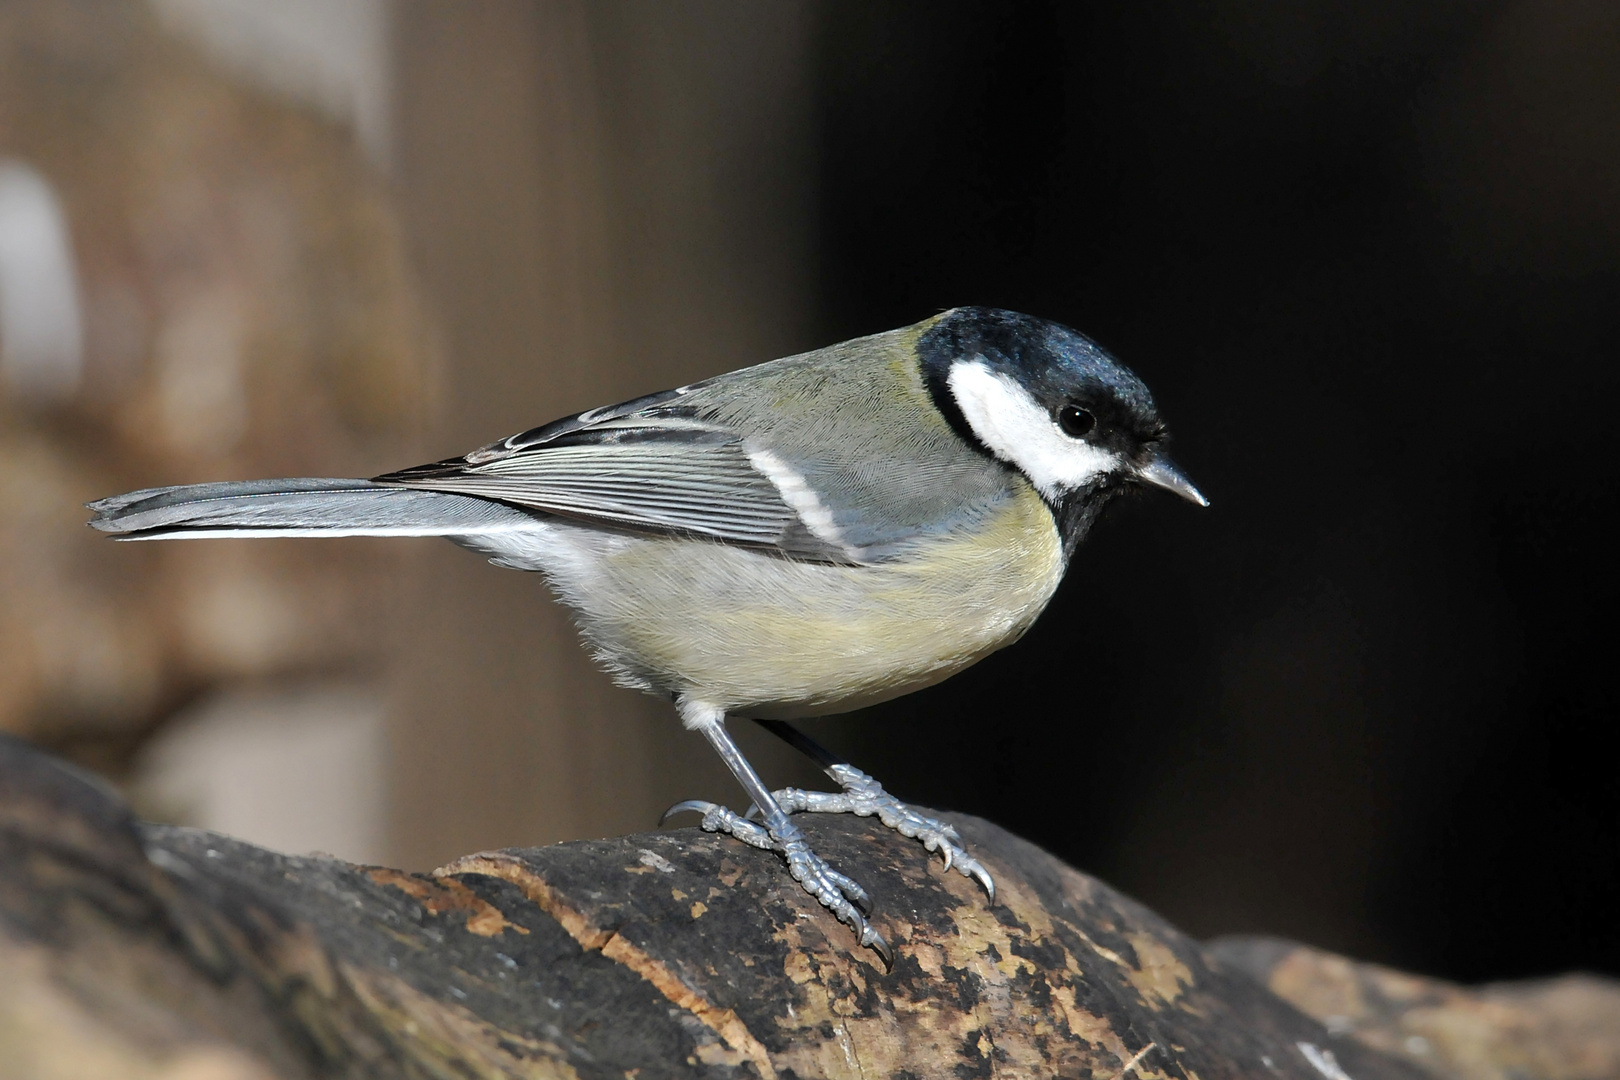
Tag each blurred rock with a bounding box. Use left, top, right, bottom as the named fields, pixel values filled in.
left=130, top=680, right=386, bottom=864
left=0, top=0, right=432, bottom=773
left=1211, top=936, right=1620, bottom=1080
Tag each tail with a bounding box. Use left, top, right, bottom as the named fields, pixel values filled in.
left=88, top=477, right=541, bottom=540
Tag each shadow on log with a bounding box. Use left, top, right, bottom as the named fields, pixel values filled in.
left=2, top=733, right=1617, bottom=1079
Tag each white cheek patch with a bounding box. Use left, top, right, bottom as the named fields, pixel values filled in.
left=947, top=360, right=1119, bottom=499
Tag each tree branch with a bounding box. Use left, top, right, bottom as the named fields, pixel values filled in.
left=2, top=734, right=1615, bottom=1079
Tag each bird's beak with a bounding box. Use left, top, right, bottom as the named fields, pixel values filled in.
left=1134, top=454, right=1209, bottom=507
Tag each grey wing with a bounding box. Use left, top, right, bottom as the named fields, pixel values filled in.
left=375, top=395, right=855, bottom=563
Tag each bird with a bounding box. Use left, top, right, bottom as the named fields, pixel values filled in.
left=89, top=306, right=1206, bottom=964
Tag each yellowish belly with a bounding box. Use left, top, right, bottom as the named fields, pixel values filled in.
left=564, top=485, right=1066, bottom=717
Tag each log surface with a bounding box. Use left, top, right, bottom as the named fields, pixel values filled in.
left=2, top=733, right=1616, bottom=1080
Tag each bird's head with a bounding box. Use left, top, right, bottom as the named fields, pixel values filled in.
left=920, top=307, right=1206, bottom=542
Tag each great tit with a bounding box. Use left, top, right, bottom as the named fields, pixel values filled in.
left=89, top=306, right=1206, bottom=963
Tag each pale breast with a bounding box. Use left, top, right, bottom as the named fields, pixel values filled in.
left=534, top=483, right=1066, bottom=718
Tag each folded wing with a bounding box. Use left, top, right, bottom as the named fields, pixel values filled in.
left=376, top=405, right=855, bottom=563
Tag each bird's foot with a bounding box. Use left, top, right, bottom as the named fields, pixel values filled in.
left=663, top=799, right=893, bottom=966
left=758, top=764, right=995, bottom=900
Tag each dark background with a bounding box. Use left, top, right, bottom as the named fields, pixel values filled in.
left=807, top=1, right=1620, bottom=982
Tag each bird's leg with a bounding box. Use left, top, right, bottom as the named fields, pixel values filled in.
left=664, top=701, right=893, bottom=966
left=750, top=718, right=995, bottom=901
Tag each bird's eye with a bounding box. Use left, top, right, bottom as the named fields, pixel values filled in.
left=1057, top=404, right=1095, bottom=438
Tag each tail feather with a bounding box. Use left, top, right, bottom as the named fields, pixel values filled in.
left=88, top=477, right=540, bottom=539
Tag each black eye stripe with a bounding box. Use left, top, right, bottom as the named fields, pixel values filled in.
left=1057, top=404, right=1095, bottom=438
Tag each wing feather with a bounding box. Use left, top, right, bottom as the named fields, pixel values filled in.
left=376, top=415, right=853, bottom=561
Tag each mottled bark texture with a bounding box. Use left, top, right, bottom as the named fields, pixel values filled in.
left=2, top=734, right=1616, bottom=1080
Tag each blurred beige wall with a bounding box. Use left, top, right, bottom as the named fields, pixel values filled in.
left=1, top=0, right=832, bottom=870
left=384, top=1, right=826, bottom=870
left=0, top=0, right=429, bottom=814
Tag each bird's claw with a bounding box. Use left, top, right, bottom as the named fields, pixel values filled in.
left=662, top=798, right=888, bottom=964
left=860, top=923, right=894, bottom=968
left=767, top=764, right=995, bottom=900
left=822, top=865, right=872, bottom=913
left=661, top=758, right=988, bottom=965
left=777, top=824, right=891, bottom=963
left=661, top=799, right=717, bottom=825
left=663, top=800, right=775, bottom=850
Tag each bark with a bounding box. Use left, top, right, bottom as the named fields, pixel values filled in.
left=2, top=733, right=1616, bottom=1080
